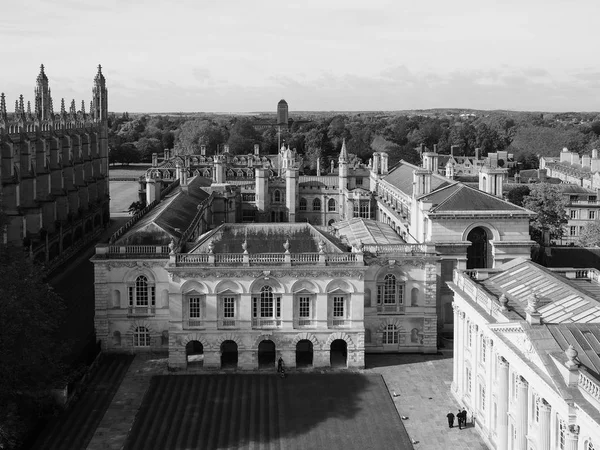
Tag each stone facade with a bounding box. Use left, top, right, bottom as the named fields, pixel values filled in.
left=0, top=65, right=109, bottom=264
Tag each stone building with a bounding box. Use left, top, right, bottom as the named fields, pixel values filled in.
left=0, top=65, right=109, bottom=264
left=450, top=259, right=600, bottom=450
left=93, top=139, right=535, bottom=370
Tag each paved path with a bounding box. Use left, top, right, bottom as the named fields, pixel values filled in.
left=84, top=350, right=488, bottom=450
left=365, top=351, right=488, bottom=450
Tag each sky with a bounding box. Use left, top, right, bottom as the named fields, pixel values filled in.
left=1, top=0, right=600, bottom=113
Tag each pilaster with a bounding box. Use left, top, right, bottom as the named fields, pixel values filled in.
left=537, top=399, right=551, bottom=450
left=515, top=376, right=529, bottom=450
left=496, top=356, right=510, bottom=450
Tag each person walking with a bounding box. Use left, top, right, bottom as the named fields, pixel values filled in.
left=446, top=411, right=455, bottom=428
left=277, top=357, right=283, bottom=373
left=461, top=409, right=468, bottom=428
left=457, top=409, right=464, bottom=429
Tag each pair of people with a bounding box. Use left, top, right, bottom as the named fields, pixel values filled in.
left=446, top=409, right=468, bottom=429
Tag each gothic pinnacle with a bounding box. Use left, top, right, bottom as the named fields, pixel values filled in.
left=81, top=100, right=86, bottom=114
left=70, top=99, right=76, bottom=115
left=18, top=94, right=24, bottom=114
left=60, top=98, right=66, bottom=115
left=0, top=93, right=6, bottom=118
left=27, top=101, right=31, bottom=115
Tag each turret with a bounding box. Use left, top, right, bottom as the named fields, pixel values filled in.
left=34, top=64, right=51, bottom=120
left=255, top=167, right=268, bottom=219
left=380, top=152, right=389, bottom=175
left=286, top=166, right=298, bottom=222
left=213, top=155, right=225, bottom=183
left=413, top=169, right=432, bottom=196
left=479, top=165, right=506, bottom=197
left=338, top=139, right=349, bottom=219
left=0, top=93, right=6, bottom=122
left=422, top=152, right=439, bottom=173
left=372, top=152, right=380, bottom=175
left=92, top=64, right=108, bottom=122
left=445, top=162, right=455, bottom=179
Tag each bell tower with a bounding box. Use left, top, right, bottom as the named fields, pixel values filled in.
left=92, top=65, right=108, bottom=122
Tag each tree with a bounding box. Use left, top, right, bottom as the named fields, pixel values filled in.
left=226, top=118, right=260, bottom=155
left=577, top=221, right=600, bottom=247
left=135, top=137, right=162, bottom=162
left=0, top=244, right=69, bottom=449
left=505, top=185, right=531, bottom=207
left=109, top=142, right=141, bottom=165
left=174, top=119, right=227, bottom=155
left=522, top=184, right=568, bottom=245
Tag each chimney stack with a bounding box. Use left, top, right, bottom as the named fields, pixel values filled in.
left=200, top=145, right=206, bottom=156
left=254, top=144, right=260, bottom=155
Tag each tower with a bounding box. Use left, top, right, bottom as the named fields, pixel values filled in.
left=338, top=139, right=348, bottom=219
left=34, top=64, right=51, bottom=120
left=277, top=99, right=288, bottom=126
left=92, top=65, right=108, bottom=122
left=286, top=166, right=298, bottom=223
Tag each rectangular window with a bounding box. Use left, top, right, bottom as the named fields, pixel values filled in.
left=356, top=177, right=363, bottom=185
left=570, top=226, right=577, bottom=236
left=589, top=210, right=596, bottom=220
left=467, top=325, right=473, bottom=348
left=558, top=417, right=566, bottom=450
left=261, top=298, right=273, bottom=317
left=333, top=296, right=345, bottom=317
left=479, top=384, right=486, bottom=411
left=480, top=336, right=487, bottom=363
left=466, top=367, right=472, bottom=395
left=299, top=296, right=311, bottom=318
left=570, top=210, right=577, bottom=219
left=223, top=297, right=235, bottom=318
left=359, top=201, right=369, bottom=219
left=189, top=297, right=202, bottom=318
left=590, top=196, right=597, bottom=203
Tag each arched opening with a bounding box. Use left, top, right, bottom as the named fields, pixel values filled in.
left=467, top=227, right=490, bottom=269
left=411, top=287, right=419, bottom=306
left=220, top=340, right=238, bottom=369
left=296, top=339, right=313, bottom=368
left=330, top=339, right=347, bottom=368
left=258, top=340, right=276, bottom=369
left=328, top=219, right=335, bottom=226
left=313, top=198, right=321, bottom=211
left=328, top=198, right=336, bottom=212
left=186, top=340, right=204, bottom=367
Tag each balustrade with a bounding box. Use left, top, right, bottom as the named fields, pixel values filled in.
left=376, top=304, right=405, bottom=314
left=252, top=318, right=282, bottom=328
left=127, top=306, right=156, bottom=316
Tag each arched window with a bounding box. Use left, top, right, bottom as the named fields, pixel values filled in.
left=377, top=274, right=404, bottom=312
left=274, top=190, right=281, bottom=202
left=467, top=227, right=490, bottom=269
left=586, top=441, right=595, bottom=450
left=410, top=287, right=419, bottom=306
left=299, top=198, right=307, bottom=211
left=128, top=275, right=156, bottom=314
left=328, top=198, right=336, bottom=212
left=252, top=285, right=281, bottom=327
left=133, top=326, right=150, bottom=347
left=313, top=198, right=321, bottom=211
left=383, top=324, right=399, bottom=344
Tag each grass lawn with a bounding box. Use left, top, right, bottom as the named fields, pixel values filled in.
left=110, top=181, right=140, bottom=214
left=124, top=373, right=413, bottom=450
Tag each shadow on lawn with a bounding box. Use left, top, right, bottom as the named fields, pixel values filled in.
left=365, top=351, right=452, bottom=369
left=124, top=373, right=413, bottom=450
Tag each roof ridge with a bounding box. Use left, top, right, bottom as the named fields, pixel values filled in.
left=420, top=182, right=463, bottom=206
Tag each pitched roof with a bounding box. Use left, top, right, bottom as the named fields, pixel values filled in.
left=382, top=161, right=450, bottom=196
left=422, top=183, right=526, bottom=213
left=547, top=324, right=600, bottom=378
left=332, top=218, right=405, bottom=247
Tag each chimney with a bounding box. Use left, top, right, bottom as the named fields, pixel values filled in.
left=316, top=158, right=321, bottom=175
left=475, top=148, right=481, bottom=160
left=164, top=149, right=170, bottom=160
left=200, top=145, right=206, bottom=156
left=254, top=144, right=260, bottom=155
left=592, top=158, right=600, bottom=173
left=560, top=147, right=570, bottom=163
left=450, top=145, right=458, bottom=157
left=582, top=155, right=591, bottom=168
left=372, top=152, right=380, bottom=175
left=571, top=152, right=580, bottom=165
left=593, top=149, right=599, bottom=159
left=152, top=153, right=158, bottom=167
left=224, top=145, right=230, bottom=154
left=413, top=169, right=432, bottom=196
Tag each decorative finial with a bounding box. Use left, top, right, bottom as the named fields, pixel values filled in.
left=283, top=239, right=290, bottom=253
left=339, top=138, right=348, bottom=162
left=70, top=99, right=76, bottom=115
left=15, top=100, right=19, bottom=115
left=97, top=64, right=102, bottom=73
left=318, top=240, right=326, bottom=253
left=168, top=238, right=176, bottom=255
left=242, top=239, right=248, bottom=254
left=49, top=95, right=54, bottom=115
left=26, top=101, right=31, bottom=115
left=81, top=100, right=86, bottom=114
left=60, top=98, right=66, bottom=115
left=207, top=241, right=214, bottom=254
left=526, top=293, right=539, bottom=314
left=18, top=94, right=24, bottom=114
left=565, top=344, right=579, bottom=369
left=499, top=293, right=508, bottom=311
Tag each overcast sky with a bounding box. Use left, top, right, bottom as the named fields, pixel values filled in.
left=2, top=0, right=599, bottom=113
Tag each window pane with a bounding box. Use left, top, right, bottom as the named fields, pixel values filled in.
left=223, top=297, right=235, bottom=317
left=299, top=296, right=310, bottom=317
left=333, top=296, right=344, bottom=317
left=189, top=297, right=202, bottom=318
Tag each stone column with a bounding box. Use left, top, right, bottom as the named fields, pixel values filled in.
left=565, top=426, right=579, bottom=450
left=496, top=356, right=510, bottom=450
left=537, top=399, right=551, bottom=450
left=452, top=303, right=459, bottom=392
left=515, top=376, right=529, bottom=450
left=457, top=311, right=465, bottom=396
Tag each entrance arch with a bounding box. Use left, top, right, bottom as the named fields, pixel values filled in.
left=467, top=226, right=491, bottom=269
left=330, top=339, right=347, bottom=368
left=186, top=340, right=203, bottom=367
left=258, top=340, right=276, bottom=369
left=296, top=339, right=313, bottom=368
left=221, top=340, right=238, bottom=369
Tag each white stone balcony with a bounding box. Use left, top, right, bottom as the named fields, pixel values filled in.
left=184, top=319, right=205, bottom=329
left=127, top=306, right=156, bottom=316
left=251, top=318, right=282, bottom=329
left=376, top=304, right=405, bottom=314
left=218, top=319, right=238, bottom=329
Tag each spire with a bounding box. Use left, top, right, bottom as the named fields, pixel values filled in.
left=26, top=101, right=31, bottom=115
left=0, top=93, right=6, bottom=120
left=89, top=100, right=93, bottom=115
left=36, top=64, right=48, bottom=83
left=18, top=94, right=25, bottom=115
left=94, top=64, right=105, bottom=86
left=339, top=138, right=348, bottom=163
left=60, top=98, right=66, bottom=115
left=49, top=94, right=54, bottom=116
left=15, top=100, right=19, bottom=115
left=81, top=100, right=86, bottom=115
left=69, top=99, right=76, bottom=115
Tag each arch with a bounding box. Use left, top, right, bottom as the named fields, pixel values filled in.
left=220, top=340, right=238, bottom=369
left=124, top=267, right=157, bottom=283
left=290, top=332, right=320, bottom=348
left=325, top=332, right=355, bottom=349
left=258, top=340, right=276, bottom=368
left=312, top=198, right=321, bottom=211
left=328, top=198, right=336, bottom=212
left=290, top=279, right=320, bottom=294
left=274, top=189, right=281, bottom=202
left=328, top=219, right=335, bottom=226
left=214, top=279, right=243, bottom=294
left=411, top=287, right=419, bottom=306
left=213, top=333, right=244, bottom=350
left=180, top=333, right=211, bottom=350
left=249, top=277, right=284, bottom=294
left=112, top=330, right=121, bottom=346
left=296, top=339, right=313, bottom=367
left=330, top=339, right=347, bottom=367
left=299, top=197, right=307, bottom=211
left=325, top=279, right=355, bottom=294
left=461, top=222, right=500, bottom=242
left=375, top=265, right=408, bottom=282
left=181, top=280, right=209, bottom=295
left=112, top=289, right=121, bottom=308
left=375, top=318, right=406, bottom=334
left=252, top=334, right=281, bottom=348
left=466, top=226, right=492, bottom=269
left=186, top=340, right=204, bottom=367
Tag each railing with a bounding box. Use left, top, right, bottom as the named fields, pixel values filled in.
left=362, top=243, right=431, bottom=254
left=329, top=318, right=350, bottom=327
left=376, top=304, right=406, bottom=314
left=579, top=372, right=600, bottom=404
left=326, top=253, right=359, bottom=263
left=295, top=319, right=316, bottom=328
left=127, top=306, right=156, bottom=316
left=107, top=245, right=170, bottom=256
left=176, top=253, right=209, bottom=264
left=215, top=254, right=244, bottom=264
left=218, top=319, right=237, bottom=328
left=250, top=253, right=286, bottom=264
left=252, top=318, right=282, bottom=328
left=291, top=253, right=320, bottom=263
left=185, top=319, right=205, bottom=329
